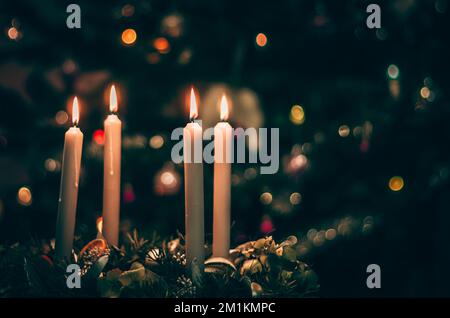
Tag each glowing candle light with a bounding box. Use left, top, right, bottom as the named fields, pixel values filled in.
left=96, top=216, right=104, bottom=239
left=102, top=85, right=122, bottom=246
left=55, top=97, right=84, bottom=260
left=212, top=94, right=232, bottom=258
left=184, top=87, right=205, bottom=270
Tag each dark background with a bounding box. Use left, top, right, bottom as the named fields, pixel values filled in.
left=1, top=0, right=450, bottom=297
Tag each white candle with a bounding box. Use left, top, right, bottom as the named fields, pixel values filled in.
left=102, top=85, right=122, bottom=246
left=55, top=97, right=83, bottom=260
left=213, top=95, right=232, bottom=258
left=184, top=87, right=205, bottom=270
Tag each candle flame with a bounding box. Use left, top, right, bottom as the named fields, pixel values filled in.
left=72, top=96, right=79, bottom=126
left=110, top=85, right=118, bottom=113
left=96, top=217, right=103, bottom=234
left=189, top=87, right=198, bottom=120
left=220, top=94, right=229, bottom=121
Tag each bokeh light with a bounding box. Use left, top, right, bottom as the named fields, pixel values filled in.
left=256, top=33, right=267, bottom=47
left=55, top=110, right=69, bottom=125
left=123, top=183, right=136, bottom=203
left=154, top=164, right=180, bottom=196
left=244, top=167, right=257, bottom=180
left=121, top=28, right=137, bottom=45
left=260, top=215, right=274, bottom=234
left=7, top=27, right=19, bottom=40
left=289, top=192, right=301, bottom=205
left=325, top=229, right=337, bottom=240
left=389, top=176, right=404, bottom=192
left=161, top=14, right=183, bottom=38
left=290, top=105, right=305, bottom=125
left=17, top=187, right=32, bottom=206
left=121, top=4, right=135, bottom=17
left=307, top=228, right=318, bottom=241
left=389, top=79, right=400, bottom=99
left=260, top=192, right=273, bottom=205
left=153, top=37, right=170, bottom=54
left=161, top=171, right=176, bottom=186
left=147, top=52, right=160, bottom=64
left=387, top=64, right=399, bottom=79
left=338, top=125, right=350, bottom=137
left=149, top=135, right=164, bottom=149
left=93, top=129, right=105, bottom=145
left=45, top=158, right=60, bottom=172
left=178, top=49, right=192, bottom=65
left=420, top=86, right=430, bottom=99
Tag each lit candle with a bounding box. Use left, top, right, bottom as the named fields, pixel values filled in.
left=184, top=87, right=205, bottom=270
left=213, top=95, right=232, bottom=258
left=102, top=85, right=122, bottom=246
left=55, top=97, right=84, bottom=260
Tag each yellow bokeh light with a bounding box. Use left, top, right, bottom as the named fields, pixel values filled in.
left=17, top=187, right=32, bottom=206
left=387, top=64, right=399, bottom=79
left=161, top=171, right=176, bottom=186
left=149, top=135, right=164, bottom=149
left=260, top=192, right=273, bottom=205
left=420, top=86, right=430, bottom=99
left=121, top=28, right=137, bottom=45
left=256, top=33, right=267, bottom=47
left=290, top=105, right=305, bottom=125
left=338, top=125, right=350, bottom=137
left=389, top=176, right=404, bottom=192
left=289, top=192, right=301, bottom=205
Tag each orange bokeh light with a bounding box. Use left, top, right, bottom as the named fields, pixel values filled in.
left=121, top=28, right=137, bottom=45
left=256, top=33, right=267, bottom=47
left=7, top=27, right=19, bottom=40
left=153, top=37, right=170, bottom=53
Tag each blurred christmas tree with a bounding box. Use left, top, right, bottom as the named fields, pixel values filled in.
left=0, top=0, right=450, bottom=297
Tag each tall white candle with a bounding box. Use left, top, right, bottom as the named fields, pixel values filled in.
left=55, top=97, right=83, bottom=260
left=213, top=95, right=232, bottom=258
left=102, top=85, right=122, bottom=246
left=184, top=87, right=205, bottom=270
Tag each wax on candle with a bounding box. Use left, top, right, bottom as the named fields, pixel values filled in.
left=213, top=94, right=232, bottom=258
left=55, top=97, right=83, bottom=260
left=102, top=85, right=122, bottom=246
left=184, top=87, right=205, bottom=270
